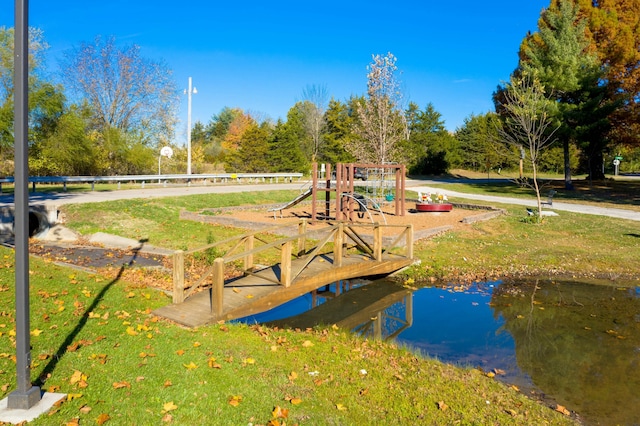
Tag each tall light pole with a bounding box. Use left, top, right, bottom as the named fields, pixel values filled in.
left=9, top=0, right=41, bottom=410
left=185, top=77, right=197, bottom=175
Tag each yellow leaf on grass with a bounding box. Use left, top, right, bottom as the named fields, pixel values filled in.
left=290, top=397, right=302, bottom=405
left=30, top=329, right=43, bottom=336
left=126, top=327, right=138, bottom=336
left=288, top=371, right=298, bottom=381
left=302, top=340, right=314, bottom=348
left=437, top=401, right=449, bottom=411
left=336, top=403, right=347, bottom=411
left=228, top=395, right=242, bottom=407
left=183, top=362, right=198, bottom=370
left=69, top=370, right=87, bottom=385
left=163, top=401, right=178, bottom=412
left=243, top=358, right=255, bottom=365
left=555, top=404, right=571, bottom=416
left=66, top=393, right=83, bottom=401
left=272, top=405, right=289, bottom=418
left=176, top=349, right=185, bottom=356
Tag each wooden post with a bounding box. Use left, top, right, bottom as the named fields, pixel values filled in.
left=325, top=163, right=331, bottom=219
left=297, top=219, right=307, bottom=256
left=311, top=163, right=317, bottom=221
left=244, top=235, right=254, bottom=271
left=406, top=224, right=414, bottom=259
left=373, top=223, right=382, bottom=261
left=172, top=250, right=185, bottom=304
left=281, top=241, right=292, bottom=287
left=212, top=258, right=225, bottom=316
left=334, top=223, right=343, bottom=267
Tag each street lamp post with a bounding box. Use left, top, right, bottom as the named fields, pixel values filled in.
left=185, top=77, right=197, bottom=175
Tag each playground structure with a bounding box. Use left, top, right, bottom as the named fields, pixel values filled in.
left=269, top=163, right=406, bottom=223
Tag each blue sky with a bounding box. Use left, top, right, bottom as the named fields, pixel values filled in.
left=3, top=0, right=549, bottom=145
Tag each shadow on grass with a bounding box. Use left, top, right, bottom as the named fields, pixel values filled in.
left=34, top=238, right=149, bottom=387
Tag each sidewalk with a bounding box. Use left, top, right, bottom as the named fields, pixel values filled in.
left=1, top=181, right=638, bottom=222
left=408, top=184, right=640, bottom=222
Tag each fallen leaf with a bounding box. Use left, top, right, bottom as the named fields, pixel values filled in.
left=336, top=403, right=347, bottom=411
left=228, top=395, right=242, bottom=407
left=162, top=413, right=173, bottom=423
left=302, top=340, right=314, bottom=348
left=163, top=401, right=178, bottom=412
left=272, top=405, right=289, bottom=418
left=288, top=371, right=298, bottom=381
left=79, top=405, right=92, bottom=414
left=112, top=381, right=131, bottom=389
left=290, top=397, right=302, bottom=405
left=66, top=418, right=80, bottom=426
left=30, top=329, right=43, bottom=336
left=163, top=380, right=173, bottom=388
left=183, top=362, right=198, bottom=370
left=69, top=370, right=87, bottom=386
left=555, top=404, right=571, bottom=416
left=207, top=358, right=221, bottom=369
left=437, top=401, right=449, bottom=411
left=176, top=349, right=185, bottom=356
left=96, top=413, right=110, bottom=425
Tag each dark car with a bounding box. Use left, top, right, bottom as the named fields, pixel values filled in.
left=332, top=167, right=367, bottom=181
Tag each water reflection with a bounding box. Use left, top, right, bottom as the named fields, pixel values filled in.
left=265, top=280, right=413, bottom=341
left=238, top=278, right=640, bottom=425
left=492, top=278, right=640, bottom=426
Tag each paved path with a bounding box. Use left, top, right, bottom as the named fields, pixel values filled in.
left=1, top=180, right=638, bottom=222
left=409, top=184, right=640, bottom=222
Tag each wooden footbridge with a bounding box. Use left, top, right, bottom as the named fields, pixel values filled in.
left=153, top=220, right=414, bottom=328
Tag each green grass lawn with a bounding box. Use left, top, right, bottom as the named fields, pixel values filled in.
left=0, top=252, right=574, bottom=425
left=4, top=178, right=638, bottom=424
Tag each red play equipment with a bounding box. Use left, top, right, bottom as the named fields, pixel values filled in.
left=309, top=163, right=406, bottom=222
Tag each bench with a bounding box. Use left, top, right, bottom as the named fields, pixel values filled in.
left=541, top=190, right=557, bottom=207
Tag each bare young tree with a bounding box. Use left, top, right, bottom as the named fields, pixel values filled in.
left=500, top=72, right=560, bottom=221
left=300, top=84, right=328, bottom=162
left=61, top=36, right=178, bottom=145
left=349, top=52, right=407, bottom=164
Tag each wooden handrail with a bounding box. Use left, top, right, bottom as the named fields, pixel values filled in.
left=172, top=219, right=413, bottom=305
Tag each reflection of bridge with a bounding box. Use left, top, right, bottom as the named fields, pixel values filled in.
left=267, top=280, right=413, bottom=340
left=153, top=220, right=414, bottom=327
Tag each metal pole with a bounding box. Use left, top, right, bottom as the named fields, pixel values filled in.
left=8, top=0, right=41, bottom=409
left=186, top=77, right=192, bottom=175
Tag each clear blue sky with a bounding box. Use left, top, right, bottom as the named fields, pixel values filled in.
left=3, top=0, right=548, bottom=145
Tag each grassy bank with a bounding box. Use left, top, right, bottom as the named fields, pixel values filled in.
left=6, top=182, right=638, bottom=424
left=0, top=251, right=574, bottom=425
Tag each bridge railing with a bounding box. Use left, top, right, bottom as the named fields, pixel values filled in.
left=171, top=219, right=413, bottom=316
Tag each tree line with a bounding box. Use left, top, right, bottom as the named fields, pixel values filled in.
left=1, top=0, right=639, bottom=179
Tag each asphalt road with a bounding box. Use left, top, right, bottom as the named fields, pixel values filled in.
left=1, top=179, right=638, bottom=222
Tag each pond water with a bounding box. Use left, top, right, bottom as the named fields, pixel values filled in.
left=237, top=278, right=640, bottom=426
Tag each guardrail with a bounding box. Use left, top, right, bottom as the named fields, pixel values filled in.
left=0, top=172, right=304, bottom=193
